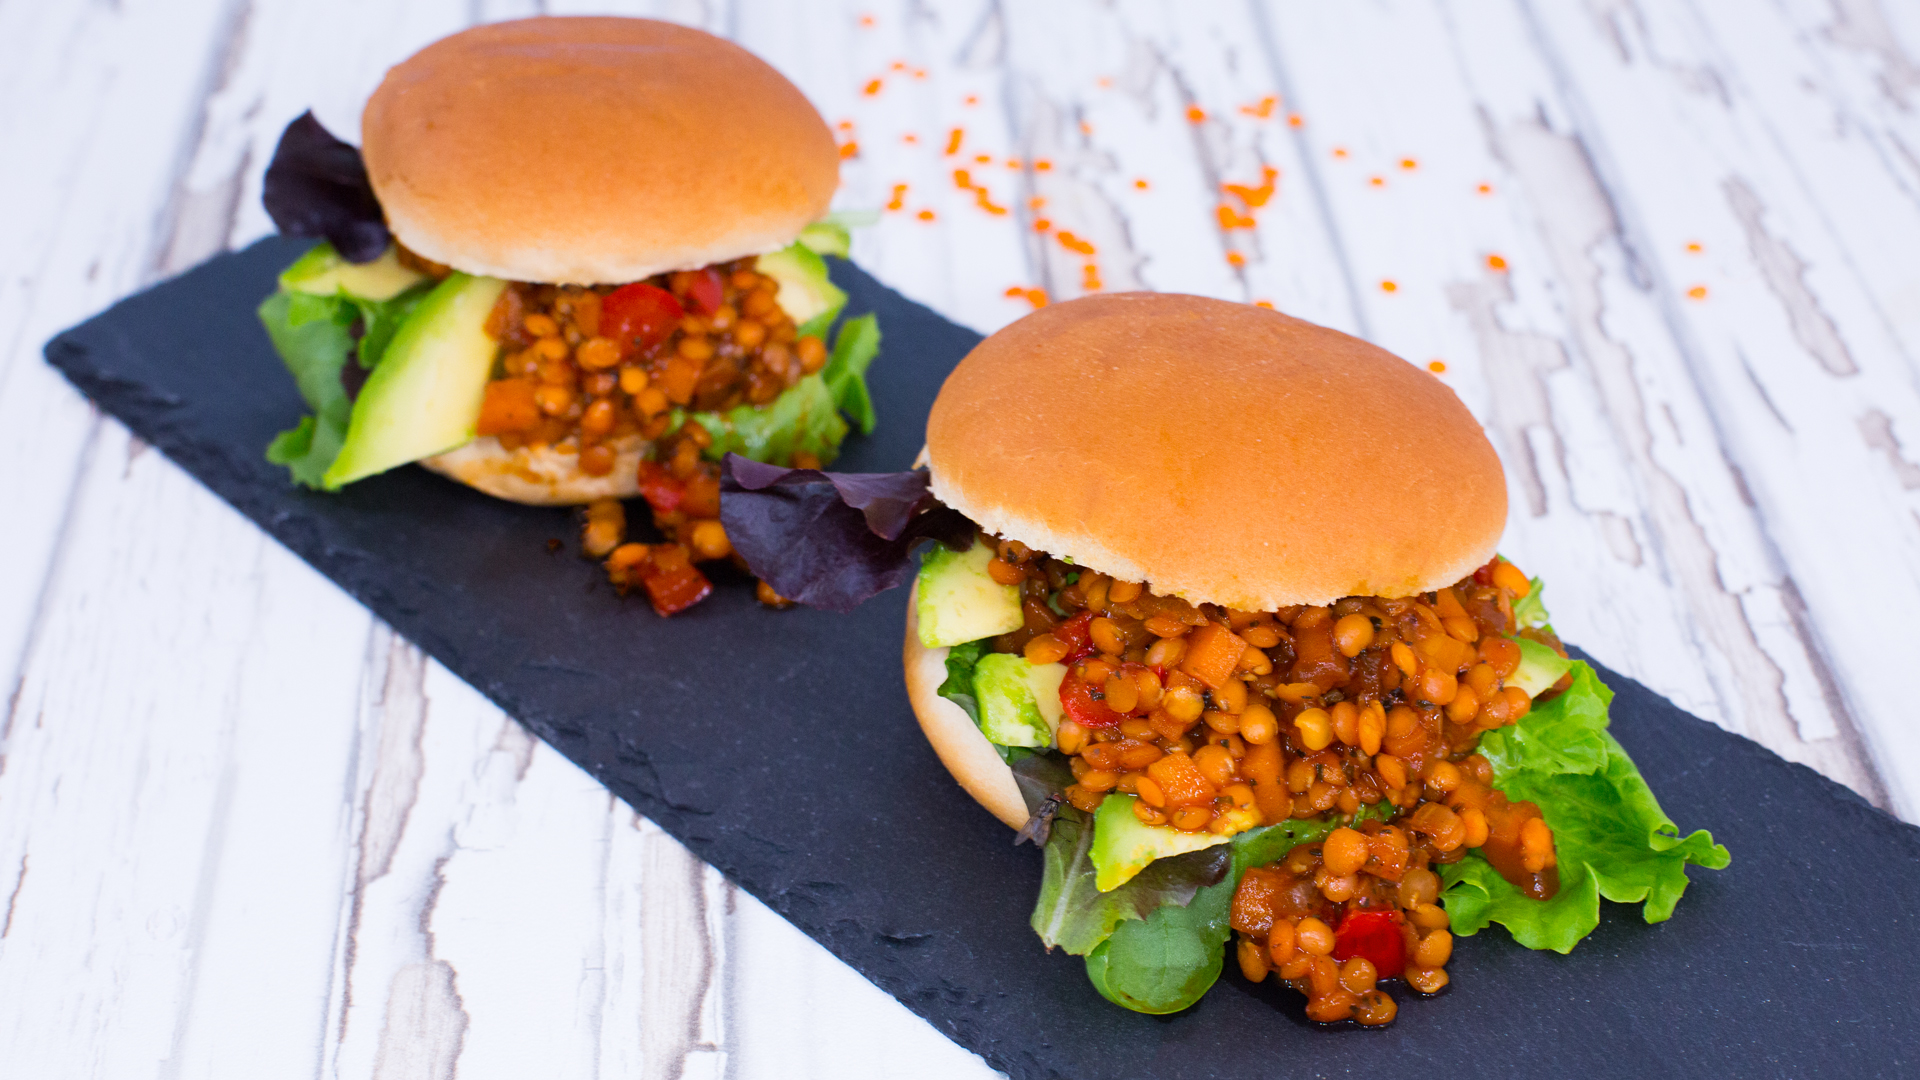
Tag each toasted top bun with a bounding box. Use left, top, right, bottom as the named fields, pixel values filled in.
left=421, top=434, right=649, bottom=506
left=362, top=17, right=838, bottom=284
left=926, top=293, right=1507, bottom=609
left=903, top=582, right=1029, bottom=829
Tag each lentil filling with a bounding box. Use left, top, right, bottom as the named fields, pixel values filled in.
left=396, top=246, right=822, bottom=617
left=982, top=538, right=1568, bottom=1026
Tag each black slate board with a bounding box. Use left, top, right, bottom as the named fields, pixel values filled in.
left=47, top=237, right=1920, bottom=1079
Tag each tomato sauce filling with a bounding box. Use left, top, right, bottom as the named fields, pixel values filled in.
left=395, top=247, right=821, bottom=616
left=981, top=540, right=1568, bottom=1025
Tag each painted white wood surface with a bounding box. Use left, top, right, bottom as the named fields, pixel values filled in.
left=3, top=2, right=1917, bottom=1077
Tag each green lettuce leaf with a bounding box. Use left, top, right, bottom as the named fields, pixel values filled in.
left=936, top=638, right=988, bottom=725
left=821, top=313, right=880, bottom=435
left=1076, top=806, right=1392, bottom=1014
left=259, top=283, right=430, bottom=487
left=1031, top=802, right=1229, bottom=957
left=1440, top=662, right=1730, bottom=952
left=1513, top=575, right=1551, bottom=630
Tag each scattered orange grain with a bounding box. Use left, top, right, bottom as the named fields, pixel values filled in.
left=1225, top=166, right=1278, bottom=209
left=903, top=133, right=919, bottom=144
left=1370, top=176, right=1386, bottom=187
left=1056, top=231, right=1096, bottom=256
left=1033, top=218, right=1053, bottom=232
left=1029, top=196, right=1047, bottom=210
left=1035, top=159, right=1054, bottom=171
left=1486, top=254, right=1508, bottom=272
left=1687, top=284, right=1708, bottom=300
left=1006, top=286, right=1049, bottom=309
left=1428, top=360, right=1447, bottom=373
left=1254, top=299, right=1275, bottom=309
left=886, top=184, right=908, bottom=211
left=1380, top=280, right=1399, bottom=293
left=1400, top=157, right=1418, bottom=170
left=945, top=128, right=964, bottom=155
left=891, top=61, right=907, bottom=71
left=863, top=78, right=883, bottom=96
left=1098, top=76, right=1115, bottom=88
left=1082, top=263, right=1103, bottom=291
left=972, top=153, right=990, bottom=165
left=1134, top=178, right=1150, bottom=190
left=1006, top=158, right=1022, bottom=169
left=964, top=94, right=980, bottom=106
left=1217, top=203, right=1256, bottom=230
left=1240, top=95, right=1278, bottom=119
left=1287, top=113, right=1304, bottom=128
left=913, top=68, right=929, bottom=79
left=1477, top=182, right=1494, bottom=195
left=953, top=169, right=974, bottom=189
left=839, top=142, right=860, bottom=159
left=1227, top=250, right=1247, bottom=268
left=858, top=13, right=876, bottom=28
left=1186, top=105, right=1207, bottom=123
left=1332, top=147, right=1350, bottom=159
left=917, top=209, right=936, bottom=222
left=1686, top=242, right=1704, bottom=254
left=836, top=119, right=855, bottom=132
left=974, top=187, right=1009, bottom=215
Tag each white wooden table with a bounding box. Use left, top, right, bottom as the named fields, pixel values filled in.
left=5, top=2, right=1918, bottom=1076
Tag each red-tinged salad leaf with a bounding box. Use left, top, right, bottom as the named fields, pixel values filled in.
left=1440, top=661, right=1730, bottom=953
left=262, top=112, right=389, bottom=263
left=719, top=455, right=974, bottom=612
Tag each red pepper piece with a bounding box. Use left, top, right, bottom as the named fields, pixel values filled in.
left=602, top=282, right=683, bottom=355
left=1471, top=557, right=1500, bottom=586
left=640, top=545, right=713, bottom=617
left=684, top=267, right=726, bottom=315
left=1054, top=611, right=1095, bottom=662
left=1332, top=908, right=1406, bottom=979
left=636, top=461, right=685, bottom=515
left=1059, top=671, right=1124, bottom=729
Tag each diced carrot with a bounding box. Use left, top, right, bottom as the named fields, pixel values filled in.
left=475, top=378, right=542, bottom=435
left=1434, top=586, right=1468, bottom=619
left=1180, top=622, right=1247, bottom=690
left=660, top=353, right=703, bottom=406
left=1146, top=751, right=1217, bottom=807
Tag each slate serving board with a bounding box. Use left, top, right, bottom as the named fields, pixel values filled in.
left=47, top=237, right=1920, bottom=1079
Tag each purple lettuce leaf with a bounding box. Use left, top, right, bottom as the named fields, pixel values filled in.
left=262, top=112, right=390, bottom=263
left=720, top=455, right=974, bottom=612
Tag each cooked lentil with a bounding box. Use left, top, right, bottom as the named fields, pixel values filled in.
left=982, top=540, right=1568, bottom=1026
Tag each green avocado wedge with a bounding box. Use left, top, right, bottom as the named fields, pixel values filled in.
left=321, top=272, right=507, bottom=489
left=1089, top=794, right=1232, bottom=892
left=757, top=241, right=848, bottom=340
left=916, top=540, right=1023, bottom=648
left=279, top=242, right=428, bottom=301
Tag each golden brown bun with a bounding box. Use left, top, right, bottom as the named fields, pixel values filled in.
left=903, top=582, right=1028, bottom=830
left=362, top=17, right=838, bottom=284
left=926, top=293, right=1507, bottom=609
left=422, top=434, right=649, bottom=506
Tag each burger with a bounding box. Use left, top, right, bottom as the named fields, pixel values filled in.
left=256, top=17, right=880, bottom=614
left=722, top=292, right=1726, bottom=1022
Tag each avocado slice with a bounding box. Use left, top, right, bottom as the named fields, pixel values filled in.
left=322, top=272, right=508, bottom=489
left=757, top=242, right=848, bottom=339
left=915, top=540, right=1023, bottom=648
left=280, top=242, right=428, bottom=302
left=1090, top=794, right=1232, bottom=893
left=973, top=654, right=1068, bottom=747
left=1508, top=636, right=1574, bottom=698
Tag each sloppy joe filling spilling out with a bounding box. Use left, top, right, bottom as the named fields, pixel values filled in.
left=400, top=245, right=822, bottom=617
left=982, top=538, right=1566, bottom=1026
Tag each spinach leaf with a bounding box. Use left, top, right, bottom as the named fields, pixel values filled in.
left=937, top=639, right=987, bottom=725
left=1441, top=662, right=1729, bottom=952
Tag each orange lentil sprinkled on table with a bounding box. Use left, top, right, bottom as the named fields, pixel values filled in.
left=1218, top=204, right=1256, bottom=230
left=1033, top=218, right=1053, bottom=232
left=1228, top=250, right=1248, bottom=267
left=902, top=132, right=919, bottom=144
left=965, top=93, right=980, bottom=105
left=1288, top=113, right=1305, bottom=127
left=1687, top=285, right=1708, bottom=300
left=1005, top=286, right=1049, bottom=309
left=1187, top=105, right=1207, bottom=123
left=1401, top=157, right=1419, bottom=170
left=1477, top=182, right=1494, bottom=195
left=1134, top=178, right=1150, bottom=190
left=975, top=153, right=993, bottom=164
left=886, top=183, right=908, bottom=211
left=839, top=142, right=859, bottom=159
left=917, top=208, right=936, bottom=222
left=1333, top=147, right=1350, bottom=159
left=1057, top=231, right=1096, bottom=256
left=1242, top=95, right=1278, bottom=118
left=863, top=78, right=883, bottom=96
left=953, top=168, right=973, bottom=189
left=1686, top=241, right=1704, bottom=253
left=1007, top=158, right=1023, bottom=169
left=1486, top=254, right=1508, bottom=272
left=1370, top=176, right=1386, bottom=188
left=1429, top=359, right=1448, bottom=373
left=1082, top=264, right=1103, bottom=291
left=1098, top=76, right=1115, bottom=88
left=891, top=60, right=907, bottom=71
left=975, top=188, right=1009, bottom=215
left=1227, top=166, right=1277, bottom=208
left=1254, top=299, right=1276, bottom=309
left=836, top=119, right=854, bottom=132
left=913, top=68, right=928, bottom=79
left=1081, top=121, right=1095, bottom=135
left=858, top=12, right=876, bottom=27
left=1029, top=196, right=1047, bottom=210
left=945, top=128, right=964, bottom=155
left=1381, top=280, right=1399, bottom=293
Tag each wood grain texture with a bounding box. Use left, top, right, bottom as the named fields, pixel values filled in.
left=3, top=1, right=1917, bottom=1076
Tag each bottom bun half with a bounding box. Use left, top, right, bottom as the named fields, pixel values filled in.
left=903, top=580, right=1032, bottom=830
left=422, top=434, right=650, bottom=506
